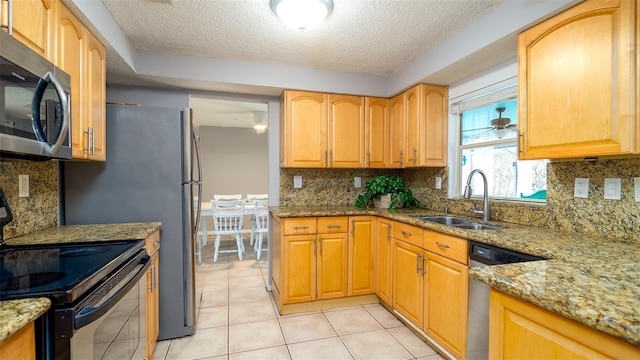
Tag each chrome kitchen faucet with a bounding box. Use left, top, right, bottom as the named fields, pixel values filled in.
left=463, top=169, right=490, bottom=222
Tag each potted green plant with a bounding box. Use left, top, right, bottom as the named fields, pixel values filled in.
left=355, top=175, right=420, bottom=210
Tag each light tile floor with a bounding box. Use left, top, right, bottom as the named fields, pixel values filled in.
left=151, top=235, right=445, bottom=360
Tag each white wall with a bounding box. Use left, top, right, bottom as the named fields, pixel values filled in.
left=198, top=126, right=268, bottom=201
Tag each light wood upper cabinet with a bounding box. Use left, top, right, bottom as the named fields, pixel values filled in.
left=282, top=91, right=328, bottom=167
left=389, top=93, right=406, bottom=168
left=518, top=0, right=639, bottom=160
left=348, top=216, right=375, bottom=296
left=2, top=0, right=52, bottom=59
left=83, top=29, right=106, bottom=161
left=328, top=94, right=366, bottom=168
left=405, top=84, right=448, bottom=167
left=54, top=0, right=107, bottom=161
left=54, top=2, right=83, bottom=159
left=489, top=289, right=640, bottom=359
left=365, top=97, right=389, bottom=168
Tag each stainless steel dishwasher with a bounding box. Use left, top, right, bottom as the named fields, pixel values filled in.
left=467, top=241, right=544, bottom=360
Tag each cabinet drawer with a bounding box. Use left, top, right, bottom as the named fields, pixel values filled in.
left=393, top=222, right=423, bottom=248
left=283, top=218, right=317, bottom=235
left=424, top=230, right=467, bottom=265
left=317, top=217, right=349, bottom=233
left=145, top=230, right=160, bottom=256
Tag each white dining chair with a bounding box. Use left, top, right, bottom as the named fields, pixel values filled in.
left=213, top=194, right=243, bottom=200
left=246, top=194, right=268, bottom=246
left=252, top=199, right=269, bottom=260
left=211, top=199, right=245, bottom=262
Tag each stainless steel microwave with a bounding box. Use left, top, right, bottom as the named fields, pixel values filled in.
left=0, top=30, right=72, bottom=160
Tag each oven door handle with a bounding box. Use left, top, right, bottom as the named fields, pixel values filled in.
left=74, top=255, right=150, bottom=330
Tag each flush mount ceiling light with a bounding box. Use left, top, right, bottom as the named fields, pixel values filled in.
left=271, top=0, right=333, bottom=32
left=253, top=111, right=267, bottom=133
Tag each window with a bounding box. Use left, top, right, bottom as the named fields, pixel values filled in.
left=458, top=95, right=548, bottom=201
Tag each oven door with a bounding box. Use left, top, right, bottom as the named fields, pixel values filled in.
left=56, top=252, right=150, bottom=360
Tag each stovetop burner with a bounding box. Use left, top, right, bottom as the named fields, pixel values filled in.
left=0, top=240, right=144, bottom=304
left=1, top=271, right=66, bottom=291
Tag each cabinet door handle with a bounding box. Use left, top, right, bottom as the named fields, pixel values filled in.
left=3, top=0, right=13, bottom=35
left=90, top=128, right=96, bottom=155
left=416, top=253, right=422, bottom=274
left=518, top=132, right=524, bottom=153
left=401, top=231, right=412, bottom=237
left=83, top=129, right=91, bottom=154
left=436, top=241, right=450, bottom=249
left=319, top=238, right=323, bottom=256
left=422, top=256, right=426, bottom=276
left=313, top=237, right=317, bottom=255
left=367, top=152, right=371, bottom=167
left=399, top=151, right=403, bottom=166
left=386, top=224, right=391, bottom=241
left=412, top=148, right=417, bottom=165
left=329, top=150, right=333, bottom=167
left=351, top=219, right=354, bottom=237
left=324, top=150, right=328, bottom=167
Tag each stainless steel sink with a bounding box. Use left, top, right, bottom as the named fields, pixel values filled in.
left=417, top=216, right=474, bottom=226
left=451, top=223, right=500, bottom=230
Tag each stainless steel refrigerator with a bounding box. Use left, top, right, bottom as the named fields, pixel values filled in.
left=63, top=104, right=202, bottom=340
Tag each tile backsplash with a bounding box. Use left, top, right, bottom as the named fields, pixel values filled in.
left=280, top=158, right=640, bottom=242
left=0, top=160, right=59, bottom=239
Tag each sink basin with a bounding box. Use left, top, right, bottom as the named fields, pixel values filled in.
left=417, top=216, right=474, bottom=226
left=452, top=223, right=500, bottom=230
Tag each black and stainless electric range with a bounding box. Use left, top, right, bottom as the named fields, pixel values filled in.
left=0, top=240, right=150, bottom=360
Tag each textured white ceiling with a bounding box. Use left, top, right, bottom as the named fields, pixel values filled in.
left=102, top=0, right=505, bottom=77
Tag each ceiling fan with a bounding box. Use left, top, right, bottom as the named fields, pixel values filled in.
left=463, top=107, right=517, bottom=140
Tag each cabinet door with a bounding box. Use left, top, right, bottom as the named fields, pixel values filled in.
left=376, top=218, right=393, bottom=305
left=489, top=290, right=640, bottom=359
left=282, top=91, right=327, bottom=167
left=0, top=322, right=35, bottom=360
left=348, top=217, right=375, bottom=296
left=389, top=94, right=405, bottom=168
left=518, top=0, right=637, bottom=159
left=146, top=252, right=160, bottom=359
left=317, top=233, right=348, bottom=299
left=282, top=234, right=316, bottom=304
left=405, top=86, right=420, bottom=167
left=424, top=252, right=468, bottom=360
left=83, top=30, right=106, bottom=161
left=7, top=0, right=52, bottom=58
left=392, top=240, right=423, bottom=327
left=328, top=94, right=365, bottom=168
left=365, top=97, right=389, bottom=168
left=419, top=85, right=448, bottom=167
left=54, top=3, right=84, bottom=159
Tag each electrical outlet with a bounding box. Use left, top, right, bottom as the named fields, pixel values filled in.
left=293, top=175, right=302, bottom=189
left=574, top=178, right=589, bottom=198
left=603, top=178, right=621, bottom=200
left=354, top=177, right=362, bottom=188
left=634, top=177, right=640, bottom=202
left=19, top=174, right=29, bottom=198
left=435, top=177, right=442, bottom=189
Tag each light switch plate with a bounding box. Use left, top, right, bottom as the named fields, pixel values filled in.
left=574, top=178, right=589, bottom=198
left=354, top=177, right=362, bottom=188
left=19, top=174, right=29, bottom=198
left=634, top=177, right=640, bottom=202
left=603, top=178, right=621, bottom=200
left=293, top=175, right=302, bottom=189
left=435, top=177, right=442, bottom=189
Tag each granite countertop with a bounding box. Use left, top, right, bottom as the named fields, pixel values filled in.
left=270, top=206, right=640, bottom=346
left=0, top=298, right=51, bottom=344
left=0, top=222, right=162, bottom=345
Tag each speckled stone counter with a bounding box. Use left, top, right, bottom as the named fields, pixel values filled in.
left=0, top=298, right=51, bottom=344
left=270, top=206, right=640, bottom=346
left=4, top=222, right=162, bottom=246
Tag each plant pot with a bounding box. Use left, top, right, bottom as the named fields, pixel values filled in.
left=373, top=194, right=392, bottom=209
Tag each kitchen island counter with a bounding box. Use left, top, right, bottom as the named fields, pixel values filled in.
left=270, top=206, right=640, bottom=347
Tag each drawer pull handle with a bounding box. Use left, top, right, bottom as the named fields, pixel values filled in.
left=153, top=241, right=160, bottom=246
left=327, top=224, right=342, bottom=228
left=401, top=231, right=412, bottom=237
left=436, top=241, right=450, bottom=249
left=293, top=225, right=309, bottom=230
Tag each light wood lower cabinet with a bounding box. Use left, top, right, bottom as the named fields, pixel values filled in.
left=0, top=322, right=35, bottom=360
left=392, top=239, right=424, bottom=328
left=489, top=290, right=640, bottom=359
left=375, top=218, right=393, bottom=305
left=316, top=218, right=348, bottom=299
left=145, top=230, right=160, bottom=359
left=348, top=216, right=375, bottom=296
